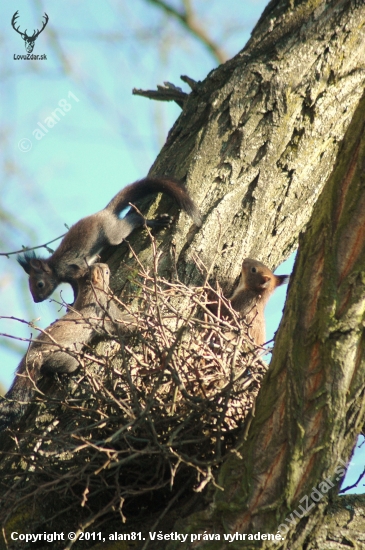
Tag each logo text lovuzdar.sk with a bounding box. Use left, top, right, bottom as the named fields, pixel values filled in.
left=12, top=10, right=48, bottom=60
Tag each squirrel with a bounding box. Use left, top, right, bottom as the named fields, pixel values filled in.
left=0, top=263, right=136, bottom=430
left=209, top=258, right=289, bottom=346
left=18, top=177, right=202, bottom=303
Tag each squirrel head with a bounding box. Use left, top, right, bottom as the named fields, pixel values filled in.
left=239, top=258, right=289, bottom=295
left=18, top=251, right=58, bottom=302
left=89, top=263, right=110, bottom=287
left=73, top=263, right=111, bottom=310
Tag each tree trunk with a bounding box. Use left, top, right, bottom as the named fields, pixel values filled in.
left=1, top=0, right=365, bottom=548
left=111, top=0, right=365, bottom=294
left=167, top=79, right=365, bottom=550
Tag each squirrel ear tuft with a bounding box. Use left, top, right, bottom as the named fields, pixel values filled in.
left=276, top=274, right=290, bottom=286
left=17, top=251, right=37, bottom=274
left=17, top=252, right=51, bottom=274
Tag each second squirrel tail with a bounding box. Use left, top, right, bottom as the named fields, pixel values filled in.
left=106, top=177, right=202, bottom=226
left=0, top=374, right=36, bottom=431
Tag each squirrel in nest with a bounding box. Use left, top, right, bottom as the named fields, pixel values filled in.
left=210, top=258, right=289, bottom=346
left=18, top=177, right=202, bottom=303
left=0, top=263, right=136, bottom=430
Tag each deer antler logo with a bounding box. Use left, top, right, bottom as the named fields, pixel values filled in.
left=11, top=11, right=49, bottom=53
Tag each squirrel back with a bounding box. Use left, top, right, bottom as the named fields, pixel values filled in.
left=0, top=264, right=136, bottom=430
left=18, top=177, right=202, bottom=303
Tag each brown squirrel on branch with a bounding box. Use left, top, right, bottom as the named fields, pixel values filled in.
left=210, top=258, right=289, bottom=345
left=18, top=177, right=202, bottom=303
left=0, top=263, right=136, bottom=430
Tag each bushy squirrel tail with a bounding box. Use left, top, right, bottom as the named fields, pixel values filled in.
left=0, top=374, right=36, bottom=431
left=106, top=177, right=202, bottom=226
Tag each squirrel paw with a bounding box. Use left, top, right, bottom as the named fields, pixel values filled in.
left=147, top=213, right=173, bottom=229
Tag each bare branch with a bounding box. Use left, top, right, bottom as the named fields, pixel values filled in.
left=133, top=81, right=188, bottom=108
left=144, top=0, right=227, bottom=64
left=0, top=233, right=66, bottom=257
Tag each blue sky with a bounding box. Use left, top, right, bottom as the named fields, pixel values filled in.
left=0, top=0, right=269, bottom=387
left=0, top=0, right=363, bottom=493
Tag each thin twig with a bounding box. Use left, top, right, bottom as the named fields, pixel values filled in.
left=0, top=233, right=66, bottom=257
left=145, top=0, right=227, bottom=64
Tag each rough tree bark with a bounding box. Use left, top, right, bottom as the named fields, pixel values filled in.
left=112, top=0, right=365, bottom=294
left=1, top=0, right=365, bottom=548
left=167, top=75, right=365, bottom=550
left=110, top=0, right=365, bottom=546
